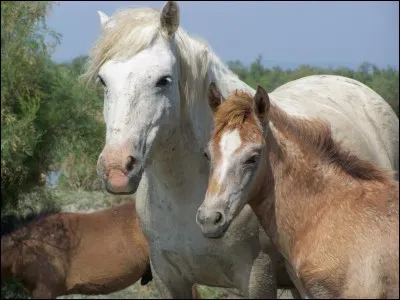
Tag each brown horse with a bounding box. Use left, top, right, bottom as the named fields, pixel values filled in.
left=196, top=83, right=399, bottom=298
left=1, top=202, right=154, bottom=298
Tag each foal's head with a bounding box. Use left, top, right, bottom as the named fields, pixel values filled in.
left=196, top=83, right=271, bottom=238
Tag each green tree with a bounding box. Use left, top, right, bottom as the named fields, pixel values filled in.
left=250, top=54, right=264, bottom=83
left=1, top=1, right=60, bottom=208
left=1, top=2, right=105, bottom=211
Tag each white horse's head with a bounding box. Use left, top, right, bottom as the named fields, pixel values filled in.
left=85, top=1, right=211, bottom=194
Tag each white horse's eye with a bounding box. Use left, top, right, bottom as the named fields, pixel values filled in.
left=97, top=75, right=106, bottom=87
left=156, top=75, right=172, bottom=88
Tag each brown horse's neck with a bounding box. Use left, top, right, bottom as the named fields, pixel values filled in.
left=247, top=118, right=389, bottom=261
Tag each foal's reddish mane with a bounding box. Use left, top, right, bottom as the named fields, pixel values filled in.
left=213, top=90, right=262, bottom=136
left=214, top=90, right=392, bottom=182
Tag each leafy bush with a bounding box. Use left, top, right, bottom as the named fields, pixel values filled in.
left=1, top=2, right=105, bottom=211
left=1, top=1, right=60, bottom=208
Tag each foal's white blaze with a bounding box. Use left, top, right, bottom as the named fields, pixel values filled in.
left=218, top=129, right=242, bottom=184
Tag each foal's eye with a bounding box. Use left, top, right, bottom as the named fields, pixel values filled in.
left=244, top=155, right=259, bottom=166
left=156, top=75, right=172, bottom=88
left=97, top=75, right=106, bottom=87
left=203, top=150, right=210, bottom=161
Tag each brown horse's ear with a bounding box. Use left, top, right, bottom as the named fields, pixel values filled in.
left=254, top=85, right=270, bottom=119
left=160, top=1, right=180, bottom=36
left=208, top=82, right=224, bottom=113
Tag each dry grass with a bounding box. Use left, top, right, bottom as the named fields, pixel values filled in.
left=58, top=281, right=294, bottom=299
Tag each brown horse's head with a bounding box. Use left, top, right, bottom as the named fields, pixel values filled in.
left=197, top=83, right=270, bottom=238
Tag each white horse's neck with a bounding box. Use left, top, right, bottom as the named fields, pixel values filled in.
left=145, top=36, right=257, bottom=205
left=208, top=50, right=255, bottom=99
left=185, top=35, right=256, bottom=147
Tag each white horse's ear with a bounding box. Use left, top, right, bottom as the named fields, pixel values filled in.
left=254, top=85, right=270, bottom=119
left=98, top=10, right=109, bottom=27
left=208, top=82, right=224, bottom=113
left=160, top=1, right=180, bottom=36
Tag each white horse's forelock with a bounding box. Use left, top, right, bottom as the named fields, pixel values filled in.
left=83, top=7, right=161, bottom=84
left=83, top=7, right=216, bottom=143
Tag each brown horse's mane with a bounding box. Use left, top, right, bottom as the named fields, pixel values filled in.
left=214, top=90, right=261, bottom=136
left=215, top=90, right=392, bottom=183
left=1, top=205, right=61, bottom=238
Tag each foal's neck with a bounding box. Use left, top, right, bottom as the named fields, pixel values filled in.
left=248, top=122, right=362, bottom=259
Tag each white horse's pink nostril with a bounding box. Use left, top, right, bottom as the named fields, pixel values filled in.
left=126, top=156, right=136, bottom=172
left=107, top=169, right=130, bottom=193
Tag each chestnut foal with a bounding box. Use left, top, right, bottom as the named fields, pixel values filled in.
left=196, top=83, right=399, bottom=298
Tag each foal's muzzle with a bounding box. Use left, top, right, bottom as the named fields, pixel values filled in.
left=196, top=207, right=229, bottom=239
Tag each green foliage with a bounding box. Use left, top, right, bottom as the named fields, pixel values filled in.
left=1, top=2, right=104, bottom=211
left=1, top=1, right=58, bottom=208
left=1, top=279, right=30, bottom=299
left=32, top=57, right=105, bottom=191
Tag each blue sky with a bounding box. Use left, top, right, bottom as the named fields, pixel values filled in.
left=46, top=1, right=399, bottom=70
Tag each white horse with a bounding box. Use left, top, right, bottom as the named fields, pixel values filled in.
left=84, top=1, right=399, bottom=298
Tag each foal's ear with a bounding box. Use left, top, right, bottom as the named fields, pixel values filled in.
left=254, top=85, right=270, bottom=119
left=161, top=1, right=180, bottom=36
left=208, top=82, right=224, bottom=113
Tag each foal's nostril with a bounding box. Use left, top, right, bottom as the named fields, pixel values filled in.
left=197, top=209, right=225, bottom=227
left=213, top=212, right=223, bottom=225
left=126, top=156, right=136, bottom=172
